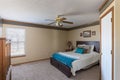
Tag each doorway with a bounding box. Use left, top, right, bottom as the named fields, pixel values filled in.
left=100, top=7, right=114, bottom=80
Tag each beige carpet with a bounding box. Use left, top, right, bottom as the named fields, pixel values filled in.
left=12, top=60, right=100, bottom=80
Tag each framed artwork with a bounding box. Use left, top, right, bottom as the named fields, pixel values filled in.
left=83, top=30, right=91, bottom=37
left=92, top=31, right=96, bottom=36
left=80, top=33, right=82, bottom=37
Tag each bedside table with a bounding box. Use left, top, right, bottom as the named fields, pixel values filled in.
left=65, top=49, right=73, bottom=52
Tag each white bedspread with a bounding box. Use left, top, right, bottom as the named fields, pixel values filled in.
left=59, top=51, right=100, bottom=76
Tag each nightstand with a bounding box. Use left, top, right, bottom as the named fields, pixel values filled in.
left=65, top=49, right=73, bottom=52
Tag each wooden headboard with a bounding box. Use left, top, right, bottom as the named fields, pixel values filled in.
left=76, top=41, right=100, bottom=53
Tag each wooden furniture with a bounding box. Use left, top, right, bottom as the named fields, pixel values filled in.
left=50, top=41, right=100, bottom=77
left=0, top=38, right=11, bottom=80
left=65, top=48, right=73, bottom=52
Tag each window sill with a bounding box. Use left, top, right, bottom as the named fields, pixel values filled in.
left=11, top=55, right=26, bottom=58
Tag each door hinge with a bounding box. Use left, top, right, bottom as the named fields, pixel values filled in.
left=111, top=18, right=112, bottom=22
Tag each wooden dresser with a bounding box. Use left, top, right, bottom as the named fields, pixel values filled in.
left=0, top=38, right=11, bottom=80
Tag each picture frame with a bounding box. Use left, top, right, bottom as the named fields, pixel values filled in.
left=80, top=33, right=82, bottom=37
left=92, top=31, right=96, bottom=36
left=83, top=30, right=91, bottom=37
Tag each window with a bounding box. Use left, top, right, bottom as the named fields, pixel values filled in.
left=6, top=28, right=26, bottom=57
left=0, top=27, right=2, bottom=37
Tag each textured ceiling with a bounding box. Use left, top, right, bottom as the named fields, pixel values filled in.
left=0, top=0, right=105, bottom=28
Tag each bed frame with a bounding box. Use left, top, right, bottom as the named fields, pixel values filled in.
left=50, top=41, right=100, bottom=77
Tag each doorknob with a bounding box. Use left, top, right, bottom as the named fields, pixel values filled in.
left=111, top=50, right=112, bottom=54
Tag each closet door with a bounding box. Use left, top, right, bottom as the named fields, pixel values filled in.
left=101, top=9, right=113, bottom=80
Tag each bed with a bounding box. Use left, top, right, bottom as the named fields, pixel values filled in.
left=50, top=41, right=100, bottom=77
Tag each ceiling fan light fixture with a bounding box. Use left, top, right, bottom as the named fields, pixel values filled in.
left=59, top=23, right=63, bottom=27
left=56, top=21, right=63, bottom=27
left=56, top=21, right=59, bottom=26
left=47, top=15, right=73, bottom=27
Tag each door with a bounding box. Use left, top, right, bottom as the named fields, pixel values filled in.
left=101, top=9, right=113, bottom=80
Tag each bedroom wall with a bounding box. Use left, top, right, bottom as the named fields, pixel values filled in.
left=68, top=25, right=100, bottom=47
left=3, top=24, right=68, bottom=64
left=115, top=0, right=120, bottom=80
left=0, top=17, right=2, bottom=37
left=100, top=1, right=120, bottom=80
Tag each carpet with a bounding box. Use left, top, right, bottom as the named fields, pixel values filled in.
left=12, top=60, right=100, bottom=80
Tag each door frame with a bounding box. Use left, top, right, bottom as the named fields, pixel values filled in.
left=100, top=7, right=114, bottom=80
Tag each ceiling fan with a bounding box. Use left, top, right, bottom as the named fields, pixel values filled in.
left=46, top=15, right=73, bottom=27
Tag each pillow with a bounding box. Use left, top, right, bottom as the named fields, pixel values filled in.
left=89, top=45, right=94, bottom=52
left=77, top=44, right=86, bottom=47
left=78, top=45, right=91, bottom=53
left=83, top=46, right=91, bottom=53
left=75, top=47, right=84, bottom=54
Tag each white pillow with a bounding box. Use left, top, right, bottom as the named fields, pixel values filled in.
left=77, top=44, right=90, bottom=53
left=89, top=45, right=94, bottom=52
left=77, top=44, right=86, bottom=47
left=78, top=44, right=94, bottom=53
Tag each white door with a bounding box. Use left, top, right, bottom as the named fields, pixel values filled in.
left=101, top=11, right=112, bottom=80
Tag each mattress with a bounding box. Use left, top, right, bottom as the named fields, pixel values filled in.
left=56, top=51, right=100, bottom=76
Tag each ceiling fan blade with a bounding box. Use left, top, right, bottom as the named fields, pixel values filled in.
left=63, top=21, right=73, bottom=24
left=61, top=17, right=66, bottom=21
left=48, top=21, right=56, bottom=25
left=45, top=19, right=55, bottom=21
left=56, top=17, right=66, bottom=21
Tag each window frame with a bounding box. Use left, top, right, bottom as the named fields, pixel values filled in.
left=0, top=27, right=2, bottom=37
left=6, top=27, right=26, bottom=58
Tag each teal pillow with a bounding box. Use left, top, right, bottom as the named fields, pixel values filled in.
left=75, top=47, right=84, bottom=54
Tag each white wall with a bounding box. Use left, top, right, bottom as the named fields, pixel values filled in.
left=68, top=25, right=100, bottom=47
left=3, top=24, right=100, bottom=65
left=99, top=1, right=120, bottom=80
left=0, top=17, right=2, bottom=37
left=115, top=0, right=120, bottom=80
left=3, top=24, right=68, bottom=64
left=0, top=27, right=2, bottom=37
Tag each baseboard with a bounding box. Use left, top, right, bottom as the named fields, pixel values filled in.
left=12, top=58, right=50, bottom=66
